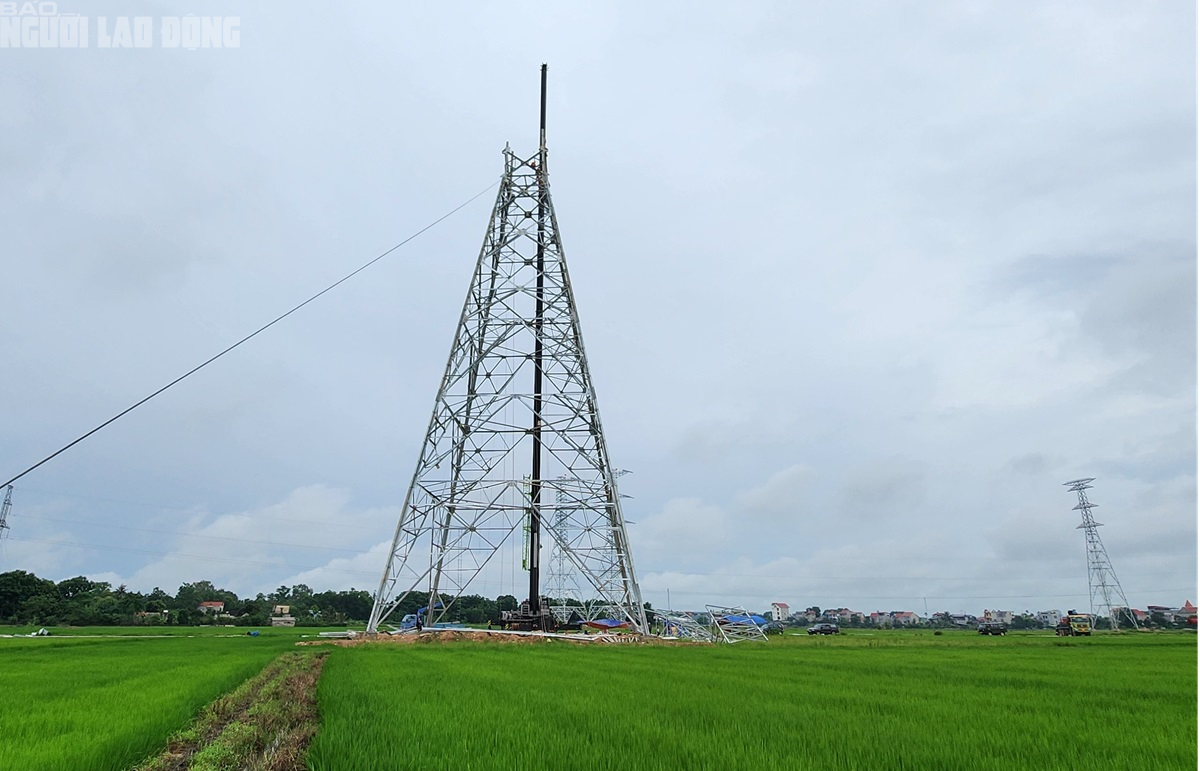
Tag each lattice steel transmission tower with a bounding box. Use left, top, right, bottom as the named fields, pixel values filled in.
left=367, top=66, right=647, bottom=634
left=1065, top=478, right=1138, bottom=631
left=0, top=485, right=11, bottom=541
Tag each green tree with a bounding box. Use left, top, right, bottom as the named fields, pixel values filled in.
left=57, top=576, right=95, bottom=600
left=0, top=570, right=56, bottom=621
left=21, top=593, right=64, bottom=625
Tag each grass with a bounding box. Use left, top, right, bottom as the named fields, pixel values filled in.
left=0, top=634, right=297, bottom=771
left=2, top=627, right=1193, bottom=770
left=307, top=631, right=1197, bottom=770
left=136, top=650, right=327, bottom=771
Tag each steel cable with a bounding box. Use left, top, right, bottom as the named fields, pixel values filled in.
left=2, top=181, right=498, bottom=489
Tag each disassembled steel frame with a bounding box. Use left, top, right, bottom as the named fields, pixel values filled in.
left=706, top=604, right=769, bottom=643
left=652, top=609, right=716, bottom=643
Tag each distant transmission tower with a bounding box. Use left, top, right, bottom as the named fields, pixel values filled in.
left=545, top=469, right=631, bottom=624
left=0, top=485, right=11, bottom=540
left=1064, top=478, right=1138, bottom=631
left=367, top=66, right=646, bottom=634
left=545, top=475, right=586, bottom=623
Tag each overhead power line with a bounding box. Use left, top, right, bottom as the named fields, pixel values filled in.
left=1, top=181, right=498, bottom=489
left=6, top=536, right=379, bottom=578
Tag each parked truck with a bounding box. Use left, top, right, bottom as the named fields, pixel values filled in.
left=1055, top=613, right=1092, bottom=636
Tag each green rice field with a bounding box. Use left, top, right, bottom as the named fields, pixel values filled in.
left=309, top=632, right=1196, bottom=770
left=0, top=634, right=297, bottom=771
left=2, top=629, right=1195, bottom=770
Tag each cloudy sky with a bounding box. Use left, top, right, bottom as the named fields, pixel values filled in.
left=1, top=1, right=1194, bottom=616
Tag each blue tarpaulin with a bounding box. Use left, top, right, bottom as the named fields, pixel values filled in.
left=582, top=618, right=630, bottom=630
left=720, top=614, right=768, bottom=626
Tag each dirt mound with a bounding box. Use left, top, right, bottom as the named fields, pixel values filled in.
left=296, top=630, right=650, bottom=647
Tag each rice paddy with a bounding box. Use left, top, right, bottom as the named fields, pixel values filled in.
left=0, top=634, right=297, bottom=771
left=2, top=629, right=1194, bottom=770
left=310, top=632, right=1195, bottom=770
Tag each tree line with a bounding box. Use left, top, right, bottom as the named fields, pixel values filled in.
left=0, top=570, right=523, bottom=627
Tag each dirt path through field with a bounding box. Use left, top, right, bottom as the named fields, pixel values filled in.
left=133, top=651, right=327, bottom=771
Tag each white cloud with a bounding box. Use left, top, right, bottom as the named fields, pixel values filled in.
left=90, top=486, right=400, bottom=596
left=734, top=464, right=817, bottom=522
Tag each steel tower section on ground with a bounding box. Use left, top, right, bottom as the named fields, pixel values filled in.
left=706, top=605, right=769, bottom=643
left=1064, top=478, right=1138, bottom=631
left=367, top=80, right=645, bottom=634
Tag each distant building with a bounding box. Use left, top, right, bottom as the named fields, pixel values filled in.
left=198, top=601, right=225, bottom=614
left=827, top=608, right=864, bottom=624
left=1035, top=610, right=1063, bottom=628
left=867, top=610, right=921, bottom=626
left=1146, top=604, right=1175, bottom=621
left=1147, top=601, right=1198, bottom=625
left=270, top=603, right=295, bottom=627
left=135, top=610, right=169, bottom=620
left=770, top=602, right=790, bottom=622
left=982, top=610, right=1013, bottom=625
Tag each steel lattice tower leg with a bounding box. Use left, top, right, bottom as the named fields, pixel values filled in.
left=1065, top=478, right=1138, bottom=631
left=367, top=67, right=647, bottom=634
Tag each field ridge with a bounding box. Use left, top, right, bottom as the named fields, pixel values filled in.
left=134, top=650, right=327, bottom=771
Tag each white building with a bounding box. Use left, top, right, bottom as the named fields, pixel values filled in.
left=770, top=602, right=790, bottom=622
left=982, top=609, right=1013, bottom=625
left=1035, top=610, right=1063, bottom=628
